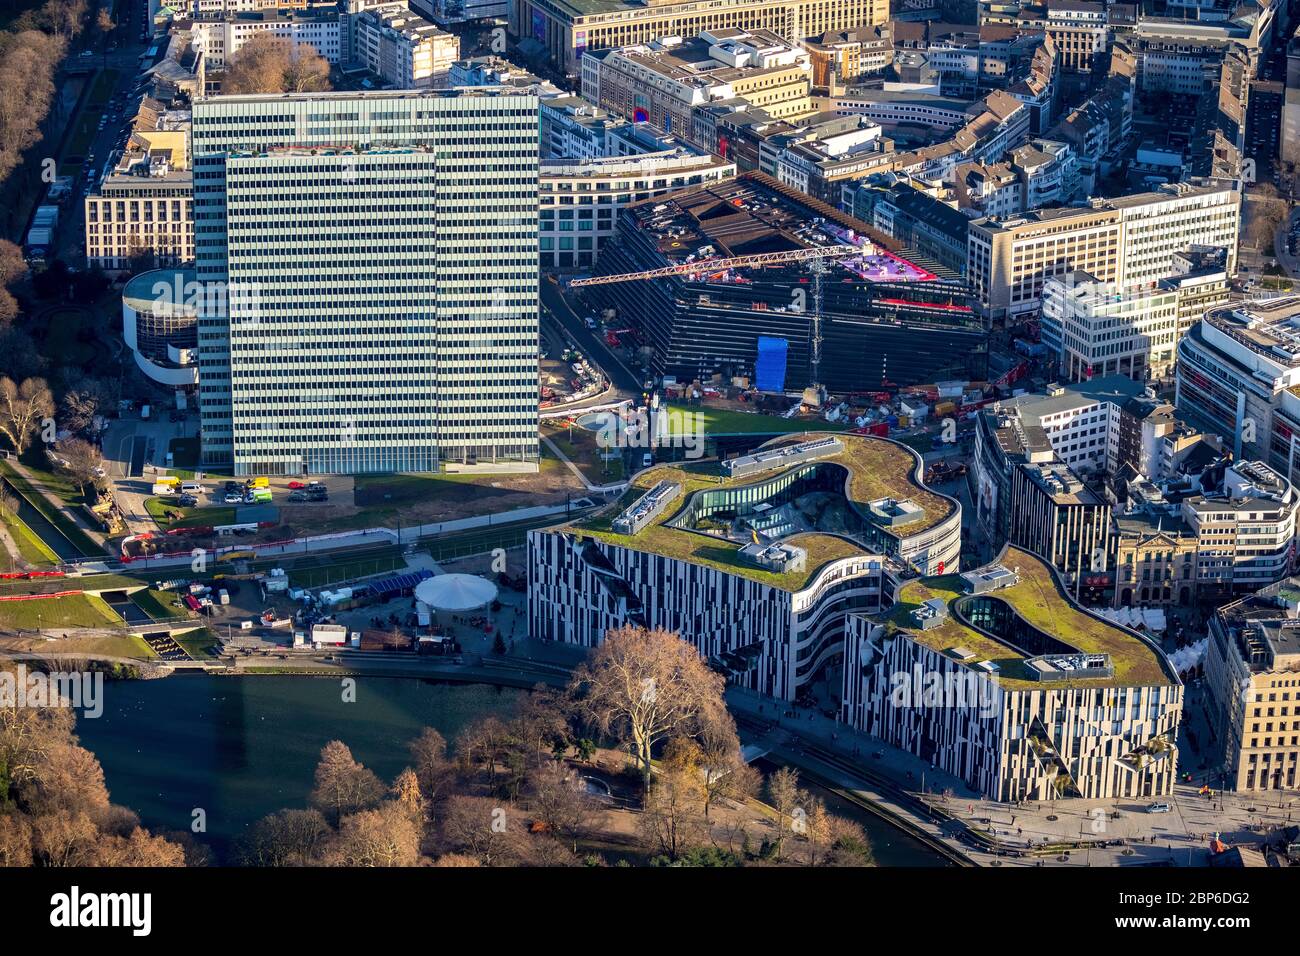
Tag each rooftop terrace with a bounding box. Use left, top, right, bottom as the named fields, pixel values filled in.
left=881, top=546, right=1178, bottom=689
left=567, top=432, right=955, bottom=591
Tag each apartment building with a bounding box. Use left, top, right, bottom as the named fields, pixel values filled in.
left=589, top=30, right=812, bottom=142
left=1181, top=461, right=1299, bottom=598
left=1041, top=271, right=1179, bottom=384
left=846, top=547, right=1183, bottom=801
left=353, top=3, right=459, bottom=88
left=967, top=182, right=1239, bottom=322
left=1207, top=580, right=1300, bottom=791
left=190, top=89, right=540, bottom=475
left=512, top=0, right=888, bottom=77
left=85, top=99, right=194, bottom=274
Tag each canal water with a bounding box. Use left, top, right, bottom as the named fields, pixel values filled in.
left=76, top=674, right=523, bottom=861
left=77, top=675, right=948, bottom=866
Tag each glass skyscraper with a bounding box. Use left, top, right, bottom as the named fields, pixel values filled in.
left=191, top=89, right=540, bottom=475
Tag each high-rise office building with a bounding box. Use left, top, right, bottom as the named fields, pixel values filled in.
left=191, top=89, right=540, bottom=476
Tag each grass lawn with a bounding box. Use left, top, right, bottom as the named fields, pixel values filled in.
left=284, top=552, right=406, bottom=588
left=0, top=462, right=102, bottom=557
left=665, top=403, right=846, bottom=437
left=130, top=588, right=187, bottom=621
left=173, top=627, right=220, bottom=660
left=0, top=507, right=59, bottom=566
left=19, top=633, right=158, bottom=661
left=542, top=423, right=625, bottom=484
left=0, top=593, right=122, bottom=630
left=422, top=513, right=572, bottom=561
left=38, top=308, right=96, bottom=369
left=143, top=497, right=236, bottom=529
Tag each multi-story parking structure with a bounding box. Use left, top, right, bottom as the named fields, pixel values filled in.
left=844, top=546, right=1184, bottom=801
left=528, top=432, right=961, bottom=701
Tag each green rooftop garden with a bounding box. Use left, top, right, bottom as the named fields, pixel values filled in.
left=884, top=547, right=1175, bottom=690
left=567, top=433, right=953, bottom=591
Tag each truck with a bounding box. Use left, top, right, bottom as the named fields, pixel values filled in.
left=33, top=205, right=59, bottom=230
left=24, top=226, right=52, bottom=262
left=151, top=476, right=181, bottom=495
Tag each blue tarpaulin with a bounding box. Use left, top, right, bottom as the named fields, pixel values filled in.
left=755, top=336, right=788, bottom=392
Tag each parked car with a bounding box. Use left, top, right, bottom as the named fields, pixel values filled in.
left=223, top=493, right=243, bottom=504
left=1146, top=803, right=1172, bottom=814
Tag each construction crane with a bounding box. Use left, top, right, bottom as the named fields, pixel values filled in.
left=568, top=244, right=861, bottom=392
left=566, top=245, right=855, bottom=287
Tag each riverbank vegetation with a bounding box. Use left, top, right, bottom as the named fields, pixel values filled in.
left=232, top=626, right=874, bottom=868
left=0, top=662, right=199, bottom=865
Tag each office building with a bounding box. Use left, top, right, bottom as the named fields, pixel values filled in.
left=353, top=3, right=460, bottom=88
left=845, top=546, right=1183, bottom=801
left=1206, top=579, right=1300, bottom=791
left=84, top=101, right=194, bottom=274
left=512, top=0, right=889, bottom=77
left=1041, top=271, right=1178, bottom=384
left=528, top=432, right=961, bottom=701
left=967, top=182, right=1239, bottom=322
left=1177, top=297, right=1300, bottom=483
left=191, top=89, right=540, bottom=475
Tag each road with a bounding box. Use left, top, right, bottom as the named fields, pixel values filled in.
left=52, top=0, right=155, bottom=264
left=540, top=275, right=644, bottom=396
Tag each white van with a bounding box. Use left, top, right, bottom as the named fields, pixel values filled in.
left=180, top=481, right=206, bottom=494
left=1146, top=803, right=1172, bottom=814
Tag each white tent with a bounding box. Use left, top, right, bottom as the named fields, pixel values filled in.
left=413, top=574, right=498, bottom=613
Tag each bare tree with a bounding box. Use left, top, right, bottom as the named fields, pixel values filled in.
left=571, top=625, right=728, bottom=799
left=636, top=738, right=706, bottom=860
left=238, top=808, right=331, bottom=866
left=0, top=376, right=53, bottom=454
left=698, top=721, right=759, bottom=818
left=223, top=33, right=330, bottom=94
left=526, top=762, right=599, bottom=853
left=324, top=803, right=421, bottom=867
left=309, top=740, right=384, bottom=825
left=52, top=437, right=100, bottom=492
left=767, top=766, right=802, bottom=861
left=440, top=794, right=516, bottom=866
left=60, top=379, right=112, bottom=438
left=408, top=727, right=454, bottom=808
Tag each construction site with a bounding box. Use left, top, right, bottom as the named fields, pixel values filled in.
left=577, top=171, right=987, bottom=395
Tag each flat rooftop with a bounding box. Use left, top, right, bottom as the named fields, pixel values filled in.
left=1202, top=297, right=1300, bottom=368
left=566, top=432, right=956, bottom=591
left=883, top=546, right=1178, bottom=689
